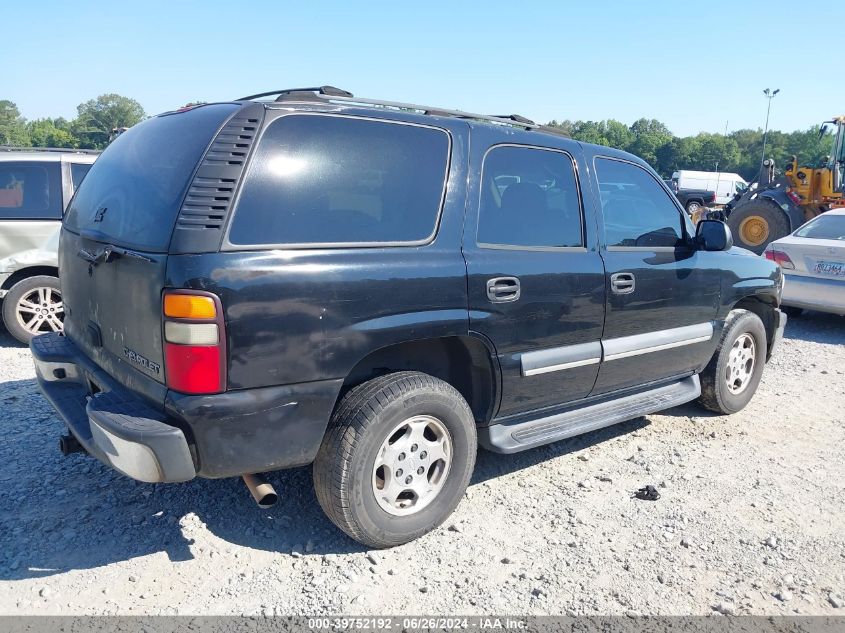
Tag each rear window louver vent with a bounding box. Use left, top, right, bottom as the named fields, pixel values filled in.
left=170, top=103, right=265, bottom=254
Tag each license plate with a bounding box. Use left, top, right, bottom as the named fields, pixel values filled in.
left=814, top=261, right=845, bottom=277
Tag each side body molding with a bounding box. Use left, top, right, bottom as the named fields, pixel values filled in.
left=520, top=322, right=715, bottom=376
left=521, top=341, right=602, bottom=376
left=602, top=322, right=714, bottom=361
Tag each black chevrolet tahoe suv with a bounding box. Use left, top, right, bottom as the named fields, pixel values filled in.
left=31, top=86, right=786, bottom=548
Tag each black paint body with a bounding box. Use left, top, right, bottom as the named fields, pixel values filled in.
left=53, top=99, right=782, bottom=478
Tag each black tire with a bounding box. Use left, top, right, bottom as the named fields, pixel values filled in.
left=726, top=199, right=790, bottom=254
left=1, top=275, right=63, bottom=345
left=698, top=309, right=767, bottom=414
left=313, top=371, right=477, bottom=548
left=686, top=200, right=702, bottom=214
left=782, top=306, right=803, bottom=318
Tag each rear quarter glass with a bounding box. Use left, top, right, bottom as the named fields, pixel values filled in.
left=227, top=114, right=450, bottom=247
left=64, top=104, right=239, bottom=253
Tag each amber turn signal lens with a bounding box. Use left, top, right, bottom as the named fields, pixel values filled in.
left=163, top=294, right=217, bottom=319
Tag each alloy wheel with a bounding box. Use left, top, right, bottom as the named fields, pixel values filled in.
left=372, top=415, right=452, bottom=516
left=15, top=287, right=64, bottom=334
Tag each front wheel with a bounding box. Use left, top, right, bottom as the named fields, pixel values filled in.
left=698, top=309, right=767, bottom=414
left=726, top=200, right=790, bottom=254
left=2, top=275, right=64, bottom=344
left=313, top=371, right=477, bottom=548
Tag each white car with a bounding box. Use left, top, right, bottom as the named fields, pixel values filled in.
left=764, top=209, right=845, bottom=317
left=0, top=147, right=98, bottom=343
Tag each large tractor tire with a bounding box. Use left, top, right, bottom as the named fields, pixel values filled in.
left=726, top=199, right=790, bottom=254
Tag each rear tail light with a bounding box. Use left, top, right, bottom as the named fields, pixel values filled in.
left=764, top=249, right=795, bottom=269
left=786, top=188, right=802, bottom=205
left=162, top=290, right=226, bottom=394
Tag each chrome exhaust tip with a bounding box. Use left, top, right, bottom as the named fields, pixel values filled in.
left=242, top=473, right=278, bottom=509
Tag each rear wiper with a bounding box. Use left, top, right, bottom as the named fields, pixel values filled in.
left=77, top=244, right=154, bottom=267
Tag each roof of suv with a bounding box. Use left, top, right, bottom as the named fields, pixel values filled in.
left=0, top=147, right=100, bottom=163
left=226, top=86, right=640, bottom=165
left=229, top=85, right=578, bottom=138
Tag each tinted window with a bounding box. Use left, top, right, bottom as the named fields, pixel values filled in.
left=596, top=158, right=684, bottom=248
left=229, top=115, right=449, bottom=246
left=70, top=162, right=92, bottom=191
left=794, top=214, right=845, bottom=240
left=64, top=104, right=239, bottom=252
left=0, top=161, right=63, bottom=220
left=477, top=146, right=582, bottom=248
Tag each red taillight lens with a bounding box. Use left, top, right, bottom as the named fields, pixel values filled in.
left=162, top=290, right=225, bottom=394
left=164, top=343, right=223, bottom=393
left=764, top=249, right=795, bottom=269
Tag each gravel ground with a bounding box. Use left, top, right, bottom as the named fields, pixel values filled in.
left=1, top=313, right=844, bottom=617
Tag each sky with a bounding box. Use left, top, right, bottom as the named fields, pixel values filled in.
left=5, top=0, right=840, bottom=137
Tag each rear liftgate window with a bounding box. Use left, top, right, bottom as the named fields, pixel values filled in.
left=228, top=115, right=450, bottom=246
left=64, top=104, right=239, bottom=253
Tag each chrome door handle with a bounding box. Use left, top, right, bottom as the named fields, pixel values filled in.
left=486, top=276, right=521, bottom=303
left=610, top=272, right=635, bottom=294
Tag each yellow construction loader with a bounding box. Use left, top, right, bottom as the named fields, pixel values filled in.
left=721, top=116, right=845, bottom=253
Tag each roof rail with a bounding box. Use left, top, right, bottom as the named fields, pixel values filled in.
left=237, top=86, right=568, bottom=137
left=236, top=86, right=354, bottom=101
left=0, top=146, right=99, bottom=154
left=490, top=114, right=536, bottom=125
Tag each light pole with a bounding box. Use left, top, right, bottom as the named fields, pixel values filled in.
left=760, top=88, right=780, bottom=177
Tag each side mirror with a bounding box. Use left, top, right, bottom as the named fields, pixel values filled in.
left=696, top=219, right=733, bottom=252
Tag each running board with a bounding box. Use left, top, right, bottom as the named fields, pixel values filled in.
left=479, top=375, right=700, bottom=454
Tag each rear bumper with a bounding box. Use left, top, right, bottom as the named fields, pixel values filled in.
left=31, top=332, right=195, bottom=482
left=781, top=273, right=845, bottom=315
left=31, top=332, right=344, bottom=480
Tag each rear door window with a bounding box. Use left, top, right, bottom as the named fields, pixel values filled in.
left=477, top=145, right=583, bottom=248
left=64, top=104, right=239, bottom=252
left=228, top=115, right=450, bottom=247
left=0, top=161, right=62, bottom=220
left=595, top=158, right=685, bottom=248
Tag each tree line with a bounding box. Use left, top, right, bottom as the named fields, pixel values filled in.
left=546, top=118, right=832, bottom=181
left=0, top=94, right=145, bottom=150
left=1, top=94, right=832, bottom=181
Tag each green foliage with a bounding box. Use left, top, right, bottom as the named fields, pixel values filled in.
left=628, top=118, right=673, bottom=167
left=2, top=95, right=146, bottom=150
left=73, top=94, right=146, bottom=149
left=27, top=118, right=76, bottom=148
left=546, top=118, right=835, bottom=180
left=0, top=100, right=30, bottom=146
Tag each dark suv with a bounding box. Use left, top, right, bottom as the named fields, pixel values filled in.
left=31, top=87, right=786, bottom=548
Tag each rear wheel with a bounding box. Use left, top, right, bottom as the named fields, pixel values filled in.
left=686, top=200, right=703, bottom=216
left=2, top=275, right=63, bottom=344
left=726, top=200, right=790, bottom=254
left=699, top=309, right=767, bottom=414
left=313, top=371, right=477, bottom=548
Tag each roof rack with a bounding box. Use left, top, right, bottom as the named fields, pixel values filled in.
left=236, top=86, right=354, bottom=101
left=0, top=146, right=99, bottom=154
left=235, top=86, right=568, bottom=137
